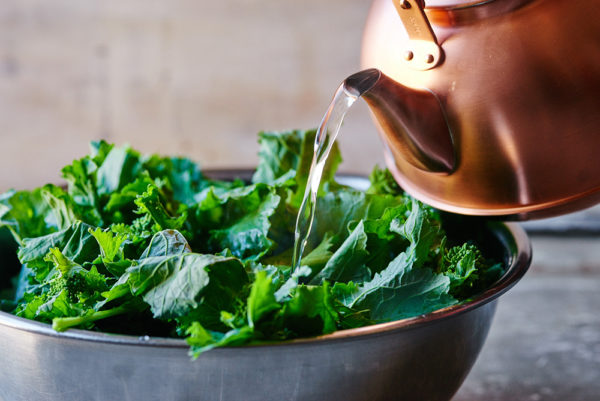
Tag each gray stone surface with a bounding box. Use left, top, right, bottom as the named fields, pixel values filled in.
left=523, top=205, right=600, bottom=234
left=454, top=273, right=600, bottom=401
left=528, top=236, right=600, bottom=274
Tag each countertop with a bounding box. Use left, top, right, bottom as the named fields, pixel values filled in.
left=454, top=234, right=600, bottom=401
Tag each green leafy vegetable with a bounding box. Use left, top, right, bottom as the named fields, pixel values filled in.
left=252, top=129, right=342, bottom=207
left=247, top=270, right=281, bottom=328
left=128, top=253, right=247, bottom=320
left=0, top=189, right=56, bottom=243
left=194, top=184, right=280, bottom=260
left=0, top=129, right=505, bottom=357
left=310, top=221, right=370, bottom=284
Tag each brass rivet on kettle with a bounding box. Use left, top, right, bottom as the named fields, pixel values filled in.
left=405, top=50, right=414, bottom=61
left=393, top=0, right=443, bottom=70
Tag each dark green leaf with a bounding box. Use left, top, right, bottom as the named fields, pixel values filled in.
left=0, top=189, right=56, bottom=243
left=314, top=190, right=402, bottom=241
left=142, top=156, right=205, bottom=206
left=104, top=174, right=155, bottom=213
left=96, top=146, right=141, bottom=196
left=310, top=221, right=370, bottom=284
left=283, top=282, right=338, bottom=335
left=252, top=130, right=342, bottom=208
left=127, top=253, right=248, bottom=319
left=356, top=268, right=455, bottom=322
left=134, top=184, right=186, bottom=231
left=61, top=156, right=99, bottom=211
left=18, top=221, right=100, bottom=279
left=366, top=166, right=402, bottom=196
left=194, top=184, right=280, bottom=260
left=247, top=270, right=281, bottom=328
left=140, top=229, right=191, bottom=258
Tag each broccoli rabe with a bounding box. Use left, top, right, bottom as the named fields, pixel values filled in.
left=48, top=272, right=86, bottom=303
left=45, top=248, right=108, bottom=304
left=0, top=130, right=505, bottom=357
left=440, top=243, right=503, bottom=299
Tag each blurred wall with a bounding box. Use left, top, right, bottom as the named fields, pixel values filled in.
left=0, top=0, right=384, bottom=191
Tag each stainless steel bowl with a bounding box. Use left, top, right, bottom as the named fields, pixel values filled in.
left=0, top=173, right=532, bottom=401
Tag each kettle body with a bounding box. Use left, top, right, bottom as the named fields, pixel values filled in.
left=361, top=0, right=600, bottom=219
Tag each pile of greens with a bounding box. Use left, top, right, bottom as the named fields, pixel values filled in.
left=0, top=130, right=503, bottom=356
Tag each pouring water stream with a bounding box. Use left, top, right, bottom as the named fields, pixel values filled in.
left=291, top=69, right=381, bottom=273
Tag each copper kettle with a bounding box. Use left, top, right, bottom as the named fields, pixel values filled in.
left=355, top=0, right=600, bottom=219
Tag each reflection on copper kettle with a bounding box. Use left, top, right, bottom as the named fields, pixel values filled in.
left=358, top=0, right=600, bottom=219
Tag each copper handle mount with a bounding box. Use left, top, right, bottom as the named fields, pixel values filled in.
left=393, top=0, right=443, bottom=70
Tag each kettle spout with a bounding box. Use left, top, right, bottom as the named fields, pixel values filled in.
left=344, top=69, right=455, bottom=174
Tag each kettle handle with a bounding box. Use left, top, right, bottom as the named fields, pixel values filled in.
left=393, top=0, right=443, bottom=70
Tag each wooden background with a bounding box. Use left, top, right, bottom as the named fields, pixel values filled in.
left=0, top=0, right=384, bottom=191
